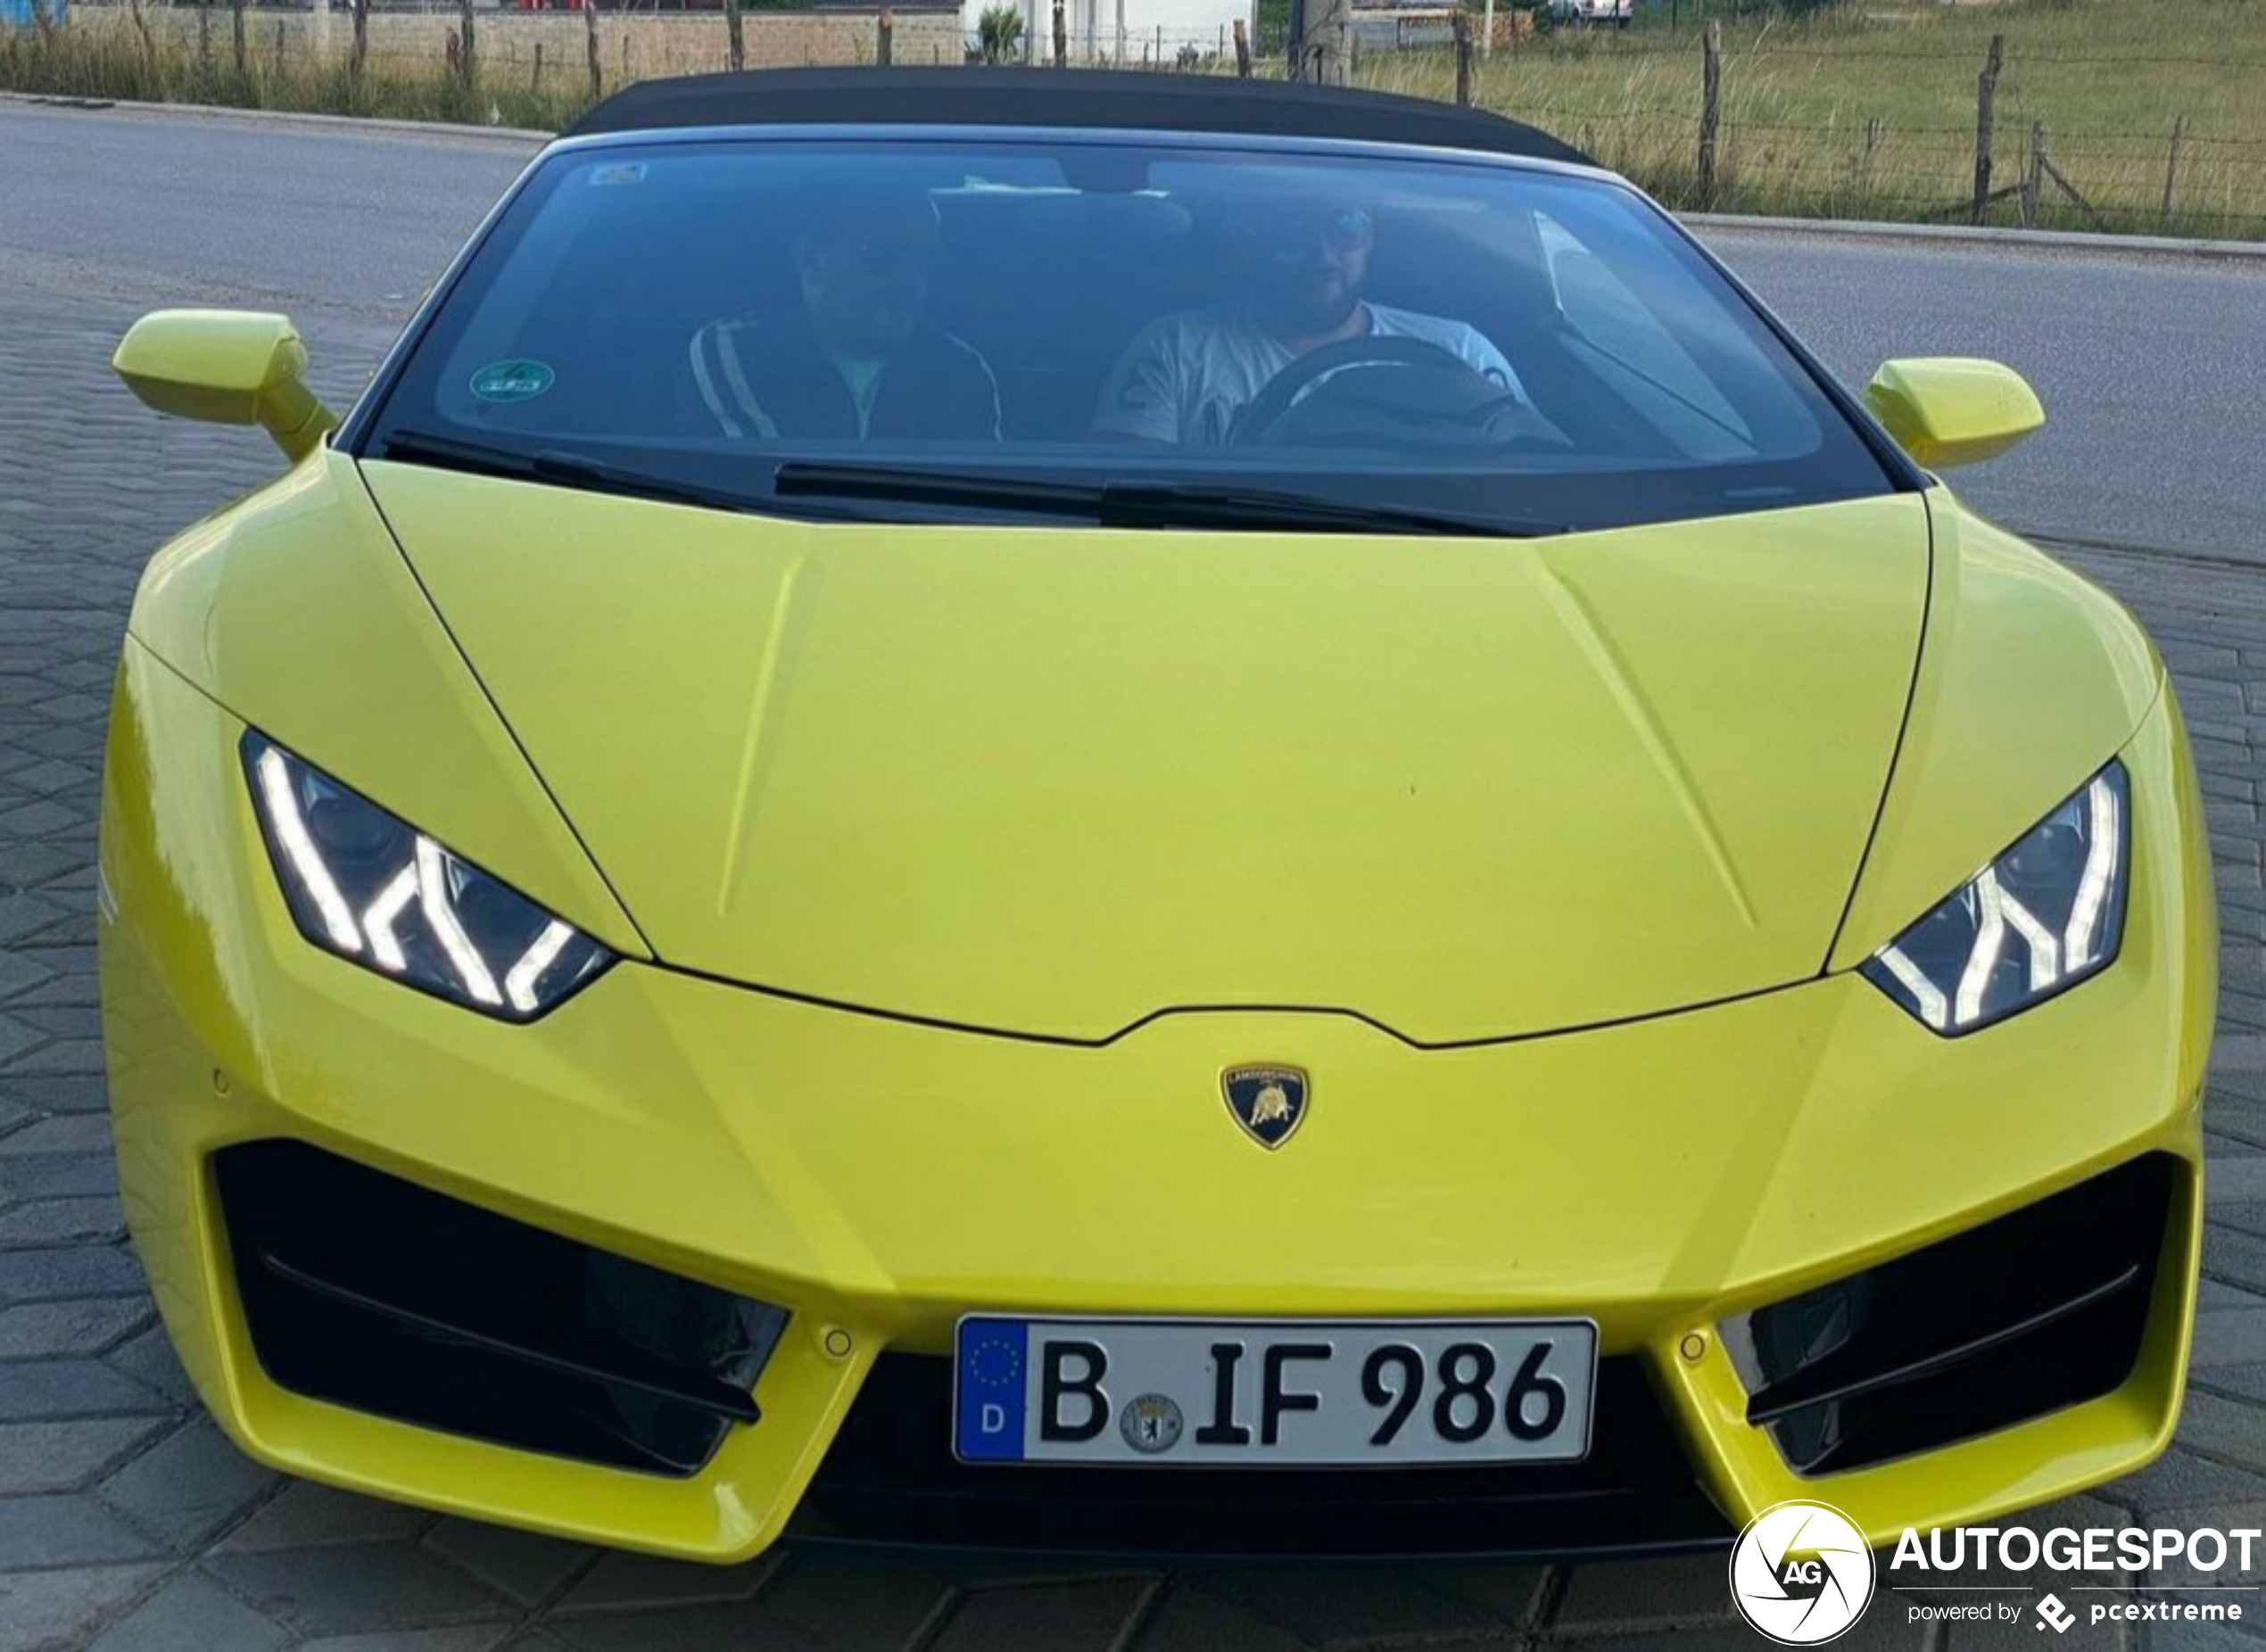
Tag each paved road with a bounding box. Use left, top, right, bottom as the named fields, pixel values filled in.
left=1, top=98, right=2264, bottom=1652
left=5, top=98, right=2265, bottom=561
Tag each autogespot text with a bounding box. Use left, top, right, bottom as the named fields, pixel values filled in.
left=1892, top=1525, right=2256, bottom=1627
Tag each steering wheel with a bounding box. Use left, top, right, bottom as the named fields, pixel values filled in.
left=1228, top=335, right=1520, bottom=447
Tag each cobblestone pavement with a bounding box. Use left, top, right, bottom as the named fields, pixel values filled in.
left=1, top=275, right=2263, bottom=1652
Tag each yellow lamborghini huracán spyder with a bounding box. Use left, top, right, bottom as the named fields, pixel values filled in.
left=98, top=69, right=2215, bottom=1562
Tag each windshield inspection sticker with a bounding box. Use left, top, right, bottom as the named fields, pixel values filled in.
left=469, top=360, right=555, bottom=403
left=587, top=161, right=649, bottom=187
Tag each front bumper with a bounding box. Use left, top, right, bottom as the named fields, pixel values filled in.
left=99, top=638, right=2215, bottom=1561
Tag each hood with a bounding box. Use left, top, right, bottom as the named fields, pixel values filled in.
left=365, top=462, right=1928, bottom=1044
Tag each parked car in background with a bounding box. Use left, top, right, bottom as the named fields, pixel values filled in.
left=1551, top=0, right=1633, bottom=26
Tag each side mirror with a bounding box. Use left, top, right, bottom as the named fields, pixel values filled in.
left=1863, top=358, right=2044, bottom=471
left=112, top=310, right=338, bottom=463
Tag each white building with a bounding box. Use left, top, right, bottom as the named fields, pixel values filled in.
left=975, top=0, right=1256, bottom=64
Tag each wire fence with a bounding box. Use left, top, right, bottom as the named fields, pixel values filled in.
left=6, top=1, right=2263, bottom=237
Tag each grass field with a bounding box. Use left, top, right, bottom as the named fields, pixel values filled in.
left=4, top=0, right=2264, bottom=237
left=1358, top=0, right=2266, bottom=235
left=1, top=7, right=617, bottom=131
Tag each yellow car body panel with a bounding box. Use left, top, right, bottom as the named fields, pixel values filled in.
left=363, top=462, right=1931, bottom=1045
left=123, top=450, right=646, bottom=960
left=101, top=456, right=2214, bottom=1564
left=1830, top=495, right=2164, bottom=970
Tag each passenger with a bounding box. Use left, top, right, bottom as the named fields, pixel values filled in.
left=691, top=192, right=1001, bottom=441
left=1093, top=196, right=1525, bottom=445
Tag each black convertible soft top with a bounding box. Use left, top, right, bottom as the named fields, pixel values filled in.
left=565, top=67, right=1592, bottom=167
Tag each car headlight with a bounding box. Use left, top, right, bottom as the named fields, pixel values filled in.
left=1860, top=761, right=2129, bottom=1036
left=242, top=733, right=612, bottom=1020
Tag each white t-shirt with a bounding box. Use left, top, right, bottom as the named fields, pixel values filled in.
left=1094, top=303, right=1527, bottom=446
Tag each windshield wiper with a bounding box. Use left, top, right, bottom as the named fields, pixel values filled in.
left=772, top=462, right=1567, bottom=539
left=376, top=431, right=757, bottom=516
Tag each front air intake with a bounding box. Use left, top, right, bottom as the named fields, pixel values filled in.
left=214, top=1140, right=786, bottom=1475
left=1728, top=1153, right=2179, bottom=1476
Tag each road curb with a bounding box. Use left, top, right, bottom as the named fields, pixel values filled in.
left=9, top=90, right=2265, bottom=260
left=0, top=89, right=549, bottom=145
left=1683, top=211, right=2266, bottom=262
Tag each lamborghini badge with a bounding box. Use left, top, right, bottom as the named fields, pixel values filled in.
left=1221, top=1065, right=1309, bottom=1150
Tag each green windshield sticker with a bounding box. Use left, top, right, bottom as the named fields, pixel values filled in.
left=469, top=360, right=555, bottom=403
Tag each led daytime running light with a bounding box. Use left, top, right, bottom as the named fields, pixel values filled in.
left=243, top=734, right=609, bottom=1020
left=1861, top=764, right=2128, bottom=1037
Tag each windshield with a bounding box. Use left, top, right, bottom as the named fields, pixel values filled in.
left=355, top=135, right=1901, bottom=535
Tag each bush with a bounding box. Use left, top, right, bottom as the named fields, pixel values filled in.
left=976, top=4, right=1024, bottom=63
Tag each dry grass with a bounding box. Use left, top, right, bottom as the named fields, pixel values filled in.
left=1355, top=0, right=2266, bottom=236
left=0, top=9, right=599, bottom=129
left=5, top=0, right=2263, bottom=237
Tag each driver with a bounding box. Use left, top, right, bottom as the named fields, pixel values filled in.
left=1092, top=197, right=1525, bottom=445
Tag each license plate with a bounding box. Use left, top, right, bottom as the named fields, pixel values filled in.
left=953, top=1317, right=1596, bottom=1466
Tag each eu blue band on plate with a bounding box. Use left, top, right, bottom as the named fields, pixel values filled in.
left=955, top=1318, right=1029, bottom=1461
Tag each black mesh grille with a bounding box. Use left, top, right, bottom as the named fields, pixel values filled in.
left=790, top=1351, right=1732, bottom=1560
left=1735, top=1153, right=2179, bottom=1476
left=215, top=1140, right=786, bottom=1476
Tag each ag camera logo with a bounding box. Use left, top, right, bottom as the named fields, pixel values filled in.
left=1730, top=1499, right=1877, bottom=1645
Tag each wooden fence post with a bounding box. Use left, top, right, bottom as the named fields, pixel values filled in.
left=1972, top=32, right=2002, bottom=226
left=457, top=0, right=476, bottom=85
left=129, top=0, right=169, bottom=99
left=2020, top=120, right=2042, bottom=228
left=126, top=0, right=158, bottom=68
left=1697, top=20, right=1721, bottom=205
left=231, top=0, right=248, bottom=78
left=722, top=0, right=748, bottom=72
left=1231, top=16, right=1251, bottom=74
left=2035, top=126, right=2103, bottom=228
left=1052, top=0, right=1066, bottom=66
left=533, top=40, right=545, bottom=90
left=197, top=0, right=212, bottom=72
left=1452, top=9, right=1472, bottom=106
left=2162, top=115, right=2186, bottom=227
left=350, top=0, right=368, bottom=83
left=877, top=7, right=892, bottom=64
left=1303, top=0, right=1346, bottom=85
left=272, top=16, right=286, bottom=77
